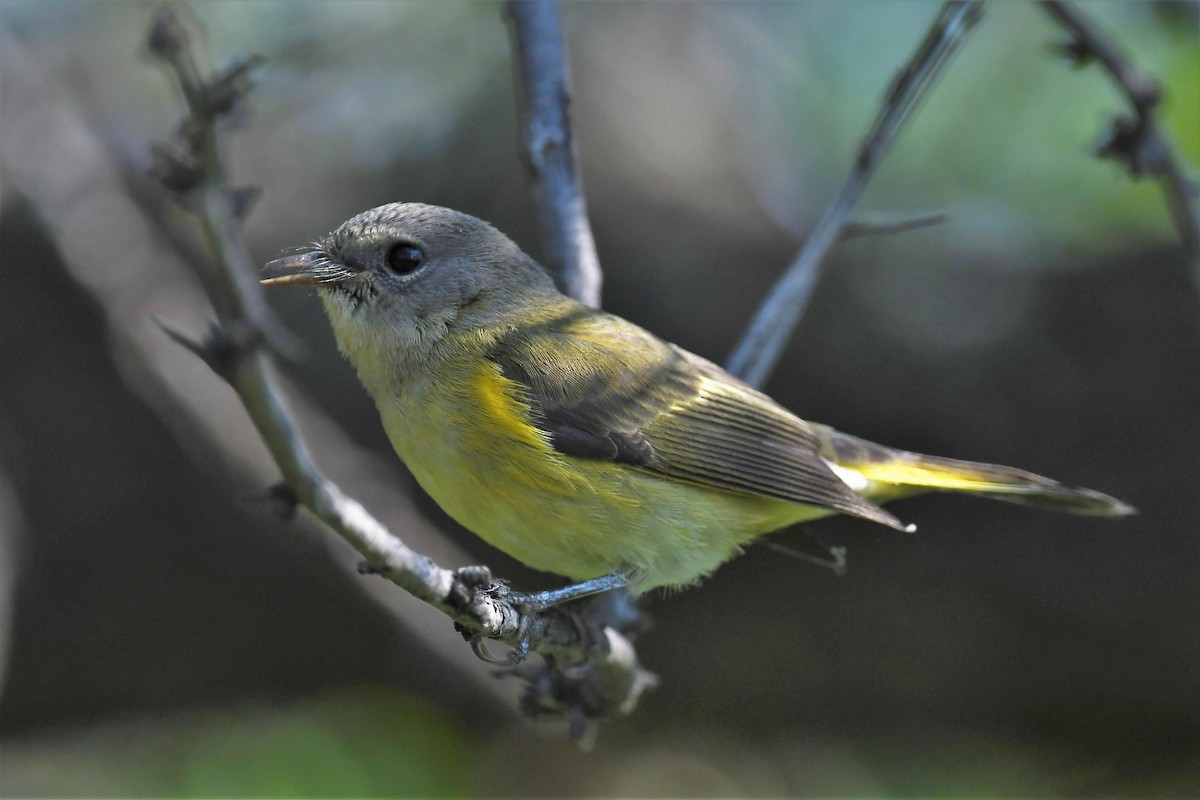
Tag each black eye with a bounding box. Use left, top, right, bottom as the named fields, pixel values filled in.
left=386, top=243, right=424, bottom=274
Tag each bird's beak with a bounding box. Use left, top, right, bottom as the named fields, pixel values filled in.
left=261, top=252, right=321, bottom=287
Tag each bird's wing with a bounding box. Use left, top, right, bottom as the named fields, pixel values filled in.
left=486, top=310, right=904, bottom=529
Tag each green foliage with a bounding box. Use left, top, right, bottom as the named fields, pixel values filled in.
left=715, top=1, right=1199, bottom=264
left=4, top=686, right=474, bottom=797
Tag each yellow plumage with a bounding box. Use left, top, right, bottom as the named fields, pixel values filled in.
left=263, top=202, right=1134, bottom=594
left=378, top=350, right=816, bottom=589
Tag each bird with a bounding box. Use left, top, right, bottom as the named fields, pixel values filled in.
left=262, top=202, right=1133, bottom=599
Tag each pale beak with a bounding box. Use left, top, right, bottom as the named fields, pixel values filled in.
left=261, top=252, right=320, bottom=286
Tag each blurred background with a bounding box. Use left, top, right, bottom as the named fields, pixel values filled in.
left=1, top=0, right=1198, bottom=796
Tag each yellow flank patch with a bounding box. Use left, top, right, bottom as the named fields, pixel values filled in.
left=470, top=361, right=551, bottom=451
left=852, top=461, right=1015, bottom=493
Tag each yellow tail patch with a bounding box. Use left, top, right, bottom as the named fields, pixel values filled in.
left=836, top=446, right=1134, bottom=517
left=852, top=461, right=1022, bottom=494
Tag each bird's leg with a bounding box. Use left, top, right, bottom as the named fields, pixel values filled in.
left=509, top=573, right=629, bottom=612
left=452, top=570, right=628, bottom=664
left=765, top=527, right=849, bottom=576
left=506, top=574, right=630, bottom=663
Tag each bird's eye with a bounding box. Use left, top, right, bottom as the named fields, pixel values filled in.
left=385, top=243, right=425, bottom=274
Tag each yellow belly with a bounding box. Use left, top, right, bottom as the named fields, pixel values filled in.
left=378, top=359, right=825, bottom=592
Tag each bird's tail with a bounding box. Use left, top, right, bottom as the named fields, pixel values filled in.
left=826, top=432, right=1135, bottom=517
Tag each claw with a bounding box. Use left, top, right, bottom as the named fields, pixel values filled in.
left=509, top=612, right=534, bottom=663
left=470, top=635, right=518, bottom=666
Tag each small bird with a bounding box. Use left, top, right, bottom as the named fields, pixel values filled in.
left=263, top=203, right=1133, bottom=597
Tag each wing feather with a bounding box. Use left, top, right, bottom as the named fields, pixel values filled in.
left=486, top=309, right=905, bottom=530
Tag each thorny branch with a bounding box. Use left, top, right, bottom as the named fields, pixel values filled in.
left=1041, top=0, right=1200, bottom=280
left=729, top=0, right=1198, bottom=391
left=507, top=0, right=604, bottom=308
left=147, top=5, right=653, bottom=743
left=726, top=0, right=985, bottom=388
left=145, top=0, right=1193, bottom=742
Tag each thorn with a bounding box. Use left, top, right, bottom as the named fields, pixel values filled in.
left=155, top=318, right=212, bottom=364
left=265, top=482, right=299, bottom=521
left=204, top=55, right=265, bottom=117
left=1095, top=114, right=1167, bottom=178
left=158, top=318, right=265, bottom=377
left=227, top=185, right=262, bottom=221
left=1047, top=35, right=1093, bottom=68
left=149, top=141, right=204, bottom=194
left=204, top=321, right=265, bottom=376
left=1094, top=114, right=1141, bottom=166
left=238, top=482, right=300, bottom=519
left=146, top=5, right=190, bottom=59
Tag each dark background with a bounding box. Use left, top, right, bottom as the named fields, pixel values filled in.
left=1, top=1, right=1197, bottom=796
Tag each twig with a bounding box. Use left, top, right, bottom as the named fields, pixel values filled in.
left=842, top=208, right=947, bottom=240
left=726, top=1, right=985, bottom=388
left=506, top=0, right=603, bottom=308
left=146, top=5, right=652, bottom=734
left=1041, top=0, right=1200, bottom=280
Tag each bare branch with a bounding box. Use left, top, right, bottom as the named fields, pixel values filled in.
left=1041, top=0, right=1200, bottom=279
left=842, top=208, right=947, bottom=240
left=506, top=0, right=603, bottom=307
left=146, top=5, right=651, bottom=733
left=726, top=1, right=985, bottom=388
left=4, top=20, right=506, bottom=712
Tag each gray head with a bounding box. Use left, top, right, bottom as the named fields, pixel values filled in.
left=263, top=203, right=559, bottom=378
